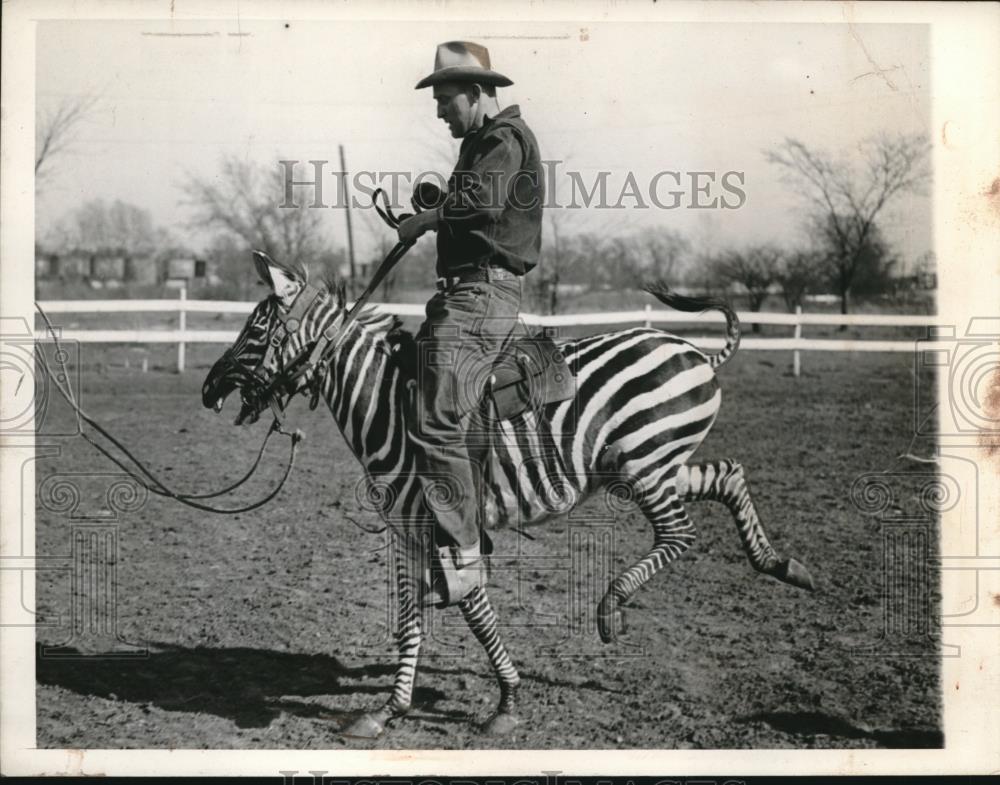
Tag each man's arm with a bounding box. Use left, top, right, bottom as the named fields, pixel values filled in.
left=397, top=128, right=523, bottom=244
left=441, top=131, right=523, bottom=228
left=397, top=207, right=439, bottom=244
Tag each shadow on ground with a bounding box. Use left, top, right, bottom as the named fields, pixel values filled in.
left=741, top=710, right=944, bottom=748
left=35, top=642, right=452, bottom=729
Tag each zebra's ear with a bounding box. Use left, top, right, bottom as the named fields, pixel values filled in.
left=252, top=250, right=276, bottom=290
left=251, top=249, right=308, bottom=293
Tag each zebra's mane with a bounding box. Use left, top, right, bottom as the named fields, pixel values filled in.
left=317, top=274, right=404, bottom=333
left=319, top=274, right=418, bottom=374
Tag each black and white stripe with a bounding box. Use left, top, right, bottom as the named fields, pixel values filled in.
left=207, top=283, right=812, bottom=734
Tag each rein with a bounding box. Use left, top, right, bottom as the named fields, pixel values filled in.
left=33, top=190, right=418, bottom=516
left=34, top=303, right=304, bottom=515
left=256, top=188, right=418, bottom=408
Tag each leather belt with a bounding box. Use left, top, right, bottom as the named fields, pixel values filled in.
left=436, top=266, right=519, bottom=292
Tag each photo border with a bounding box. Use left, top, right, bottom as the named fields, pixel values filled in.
left=2, top=0, right=998, bottom=777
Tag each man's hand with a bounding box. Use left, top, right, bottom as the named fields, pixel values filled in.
left=397, top=210, right=438, bottom=244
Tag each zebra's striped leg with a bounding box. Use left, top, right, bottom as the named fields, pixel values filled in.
left=341, top=531, right=425, bottom=739
left=457, top=586, right=522, bottom=735
left=597, top=483, right=695, bottom=644
left=676, top=461, right=814, bottom=591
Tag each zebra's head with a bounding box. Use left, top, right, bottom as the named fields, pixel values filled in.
left=255, top=277, right=400, bottom=399
left=201, top=294, right=285, bottom=425
left=203, top=250, right=399, bottom=425
left=202, top=250, right=332, bottom=425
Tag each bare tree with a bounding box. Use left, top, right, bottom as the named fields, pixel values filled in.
left=538, top=207, right=580, bottom=314
left=44, top=198, right=168, bottom=283
left=182, top=156, right=327, bottom=274
left=206, top=233, right=260, bottom=299
left=709, top=244, right=783, bottom=331
left=533, top=152, right=587, bottom=314
left=774, top=249, right=823, bottom=312
left=36, top=95, right=100, bottom=183
left=633, top=227, right=690, bottom=285
left=841, top=222, right=899, bottom=298
left=51, top=199, right=161, bottom=253
left=599, top=235, right=634, bottom=290
left=766, top=133, right=930, bottom=320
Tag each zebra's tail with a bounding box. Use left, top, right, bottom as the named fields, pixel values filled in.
left=641, top=281, right=741, bottom=369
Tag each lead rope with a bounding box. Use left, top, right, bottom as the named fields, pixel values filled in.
left=34, top=302, right=304, bottom=515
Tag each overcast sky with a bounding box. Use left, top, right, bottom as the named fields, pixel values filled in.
left=35, top=18, right=932, bottom=267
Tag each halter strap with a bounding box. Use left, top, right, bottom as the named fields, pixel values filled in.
left=254, top=189, right=419, bottom=411
left=258, top=283, right=324, bottom=376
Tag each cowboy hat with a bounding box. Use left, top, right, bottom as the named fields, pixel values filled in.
left=415, top=41, right=513, bottom=90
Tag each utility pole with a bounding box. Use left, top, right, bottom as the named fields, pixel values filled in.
left=339, top=144, right=357, bottom=297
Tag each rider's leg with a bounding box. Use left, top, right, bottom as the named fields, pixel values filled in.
left=411, top=278, right=521, bottom=605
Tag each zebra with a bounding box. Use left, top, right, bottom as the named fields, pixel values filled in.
left=201, top=272, right=815, bottom=739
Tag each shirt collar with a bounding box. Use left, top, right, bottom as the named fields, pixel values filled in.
left=483, top=104, right=521, bottom=127
left=461, top=105, right=520, bottom=150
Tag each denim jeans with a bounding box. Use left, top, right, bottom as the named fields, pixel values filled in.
left=411, top=276, right=522, bottom=548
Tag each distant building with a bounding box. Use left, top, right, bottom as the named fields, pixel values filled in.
left=555, top=282, right=587, bottom=297
left=338, top=261, right=372, bottom=280
left=35, top=248, right=157, bottom=285
left=164, top=256, right=219, bottom=289
left=888, top=270, right=937, bottom=294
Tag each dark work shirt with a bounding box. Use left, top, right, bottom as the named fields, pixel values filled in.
left=436, top=105, right=544, bottom=277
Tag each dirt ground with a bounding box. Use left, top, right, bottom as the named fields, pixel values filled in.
left=33, top=343, right=943, bottom=750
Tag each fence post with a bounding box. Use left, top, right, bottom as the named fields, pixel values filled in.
left=644, top=303, right=652, bottom=328
left=177, top=283, right=187, bottom=373
left=793, top=304, right=802, bottom=377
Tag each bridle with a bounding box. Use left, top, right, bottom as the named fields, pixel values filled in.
left=228, top=280, right=329, bottom=429
left=34, top=302, right=305, bottom=514
left=30, top=188, right=424, bottom=516
left=241, top=187, right=420, bottom=422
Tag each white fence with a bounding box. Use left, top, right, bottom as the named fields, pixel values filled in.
left=37, top=290, right=938, bottom=376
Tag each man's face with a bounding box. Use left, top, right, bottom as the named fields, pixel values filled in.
left=433, top=83, right=477, bottom=138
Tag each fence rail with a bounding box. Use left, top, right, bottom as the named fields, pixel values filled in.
left=36, top=291, right=939, bottom=376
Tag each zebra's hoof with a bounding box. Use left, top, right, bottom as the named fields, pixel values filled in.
left=341, top=712, right=385, bottom=739
left=479, top=711, right=520, bottom=736
left=597, top=603, right=627, bottom=644
left=776, top=558, right=816, bottom=592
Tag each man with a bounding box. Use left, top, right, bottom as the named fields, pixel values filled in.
left=396, top=41, right=544, bottom=607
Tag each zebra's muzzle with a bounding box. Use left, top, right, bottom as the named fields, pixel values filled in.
left=202, top=350, right=241, bottom=411
left=204, top=379, right=235, bottom=412
left=203, top=349, right=275, bottom=426
left=234, top=396, right=263, bottom=426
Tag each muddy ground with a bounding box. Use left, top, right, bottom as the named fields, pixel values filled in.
left=33, top=343, right=942, bottom=750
